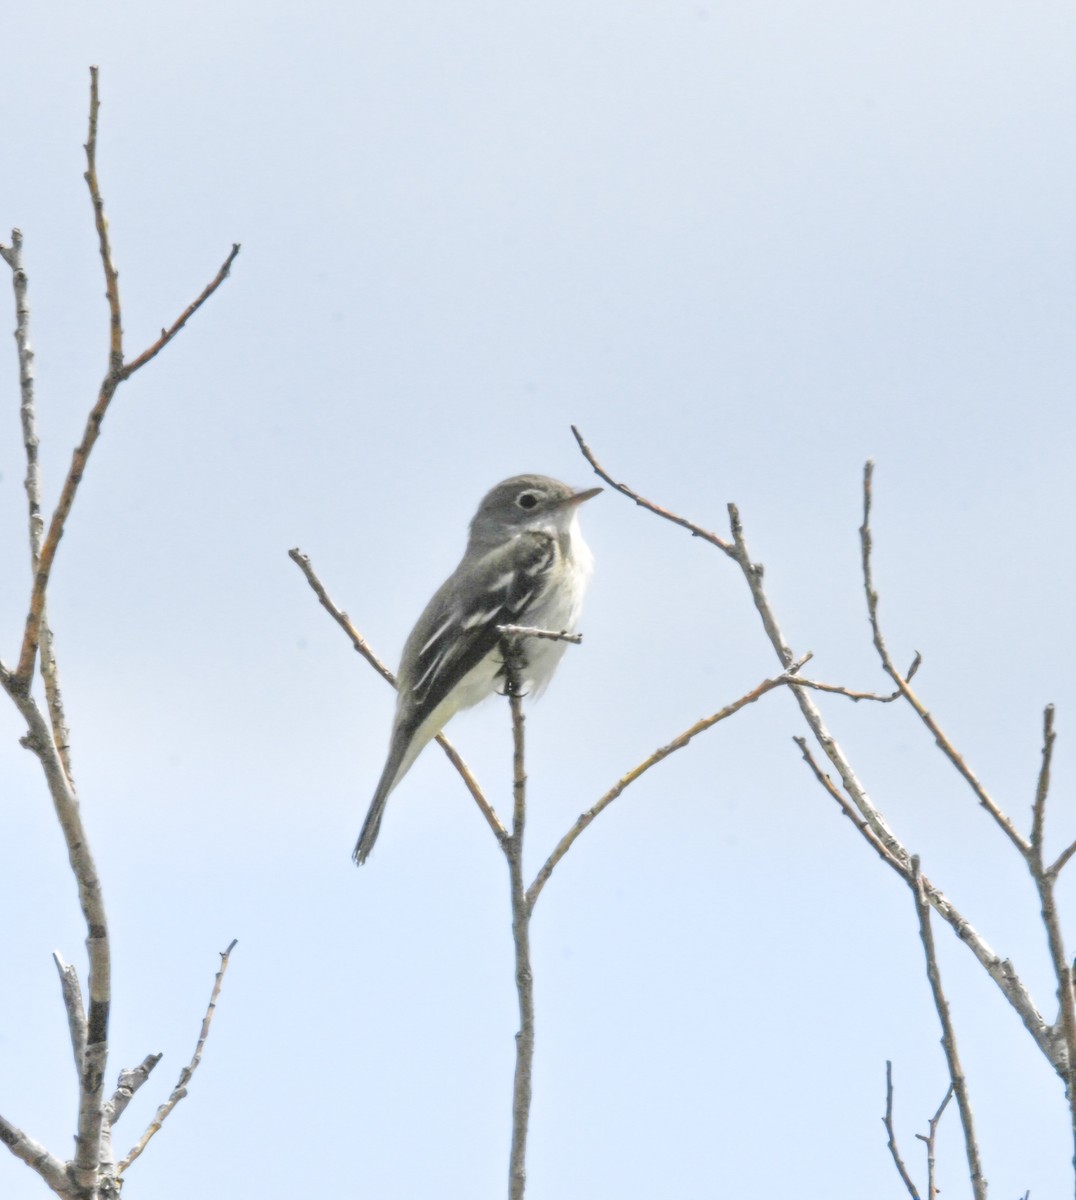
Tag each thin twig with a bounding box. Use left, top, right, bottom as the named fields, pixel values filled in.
left=13, top=67, right=239, bottom=686
left=910, top=857, right=987, bottom=1200
left=882, top=1061, right=922, bottom=1200
left=52, top=951, right=88, bottom=1075
left=117, top=940, right=238, bottom=1175
left=527, top=663, right=807, bottom=908
left=793, top=738, right=906, bottom=874
left=1024, top=705, right=1076, bottom=1163
left=0, top=228, right=74, bottom=778
left=571, top=424, right=735, bottom=555
left=501, top=636, right=534, bottom=1200
left=120, top=244, right=240, bottom=376
left=496, top=624, right=582, bottom=645
left=288, top=547, right=507, bottom=842
left=860, top=461, right=1028, bottom=855
left=1049, top=837, right=1076, bottom=883
left=915, top=1083, right=954, bottom=1200
left=789, top=675, right=903, bottom=703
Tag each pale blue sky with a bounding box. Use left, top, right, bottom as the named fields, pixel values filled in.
left=2, top=3, right=1075, bottom=1197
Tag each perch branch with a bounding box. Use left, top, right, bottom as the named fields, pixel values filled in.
left=910, top=857, right=987, bottom=1200
left=496, top=624, right=582, bottom=645
left=499, top=635, right=534, bottom=1200
left=117, top=940, right=238, bottom=1175
left=288, top=547, right=506, bottom=843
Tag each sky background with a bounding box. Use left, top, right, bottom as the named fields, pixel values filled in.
left=1, top=2, right=1075, bottom=1197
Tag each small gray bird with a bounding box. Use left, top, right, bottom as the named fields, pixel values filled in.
left=354, top=474, right=601, bottom=865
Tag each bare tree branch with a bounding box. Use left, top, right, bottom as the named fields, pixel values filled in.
left=108, top=1054, right=163, bottom=1126
left=0, top=667, right=111, bottom=1193
left=882, top=1061, right=922, bottom=1200
left=527, top=663, right=808, bottom=909
left=786, top=675, right=904, bottom=703
left=915, top=1082, right=954, bottom=1200
left=910, top=857, right=987, bottom=1200
left=288, top=547, right=507, bottom=843
left=117, top=940, right=238, bottom=1175
left=793, top=737, right=906, bottom=874
left=1030, top=704, right=1055, bottom=860
left=0, top=1114, right=74, bottom=1199
left=571, top=424, right=734, bottom=555
left=13, top=68, right=239, bottom=687
left=860, top=461, right=1028, bottom=855
left=500, top=636, right=534, bottom=1200
left=496, top=624, right=582, bottom=645
left=0, top=228, right=74, bottom=779
left=574, top=433, right=1059, bottom=1076
left=52, top=952, right=88, bottom=1077
left=1022, top=705, right=1076, bottom=1162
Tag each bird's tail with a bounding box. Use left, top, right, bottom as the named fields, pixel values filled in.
left=353, top=783, right=390, bottom=865
left=353, top=730, right=413, bottom=865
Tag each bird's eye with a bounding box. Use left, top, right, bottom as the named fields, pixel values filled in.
left=517, top=491, right=540, bottom=510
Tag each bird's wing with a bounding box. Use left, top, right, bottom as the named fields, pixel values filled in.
left=397, top=531, right=557, bottom=725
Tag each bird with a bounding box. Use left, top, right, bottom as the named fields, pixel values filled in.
left=354, top=474, right=601, bottom=865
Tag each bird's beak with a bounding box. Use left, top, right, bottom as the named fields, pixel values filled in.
left=565, top=485, right=603, bottom=507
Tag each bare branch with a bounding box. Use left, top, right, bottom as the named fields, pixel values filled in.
left=496, top=624, right=582, bottom=646
left=527, top=665, right=804, bottom=908
left=0, top=669, right=110, bottom=1191
left=571, top=424, right=734, bottom=555
left=1032, top=704, right=1057, bottom=867
left=289, top=547, right=506, bottom=842
left=121, top=242, right=240, bottom=377
left=117, top=940, right=238, bottom=1175
left=723, top=500, right=912, bottom=866
left=793, top=738, right=907, bottom=874
left=860, top=461, right=1028, bottom=855
left=84, top=65, right=122, bottom=371
left=13, top=68, right=239, bottom=686
left=500, top=637, right=534, bottom=1200
left=882, top=1061, right=922, bottom=1200
left=910, top=857, right=987, bottom=1200
left=1022, top=705, right=1076, bottom=1156
left=1049, top=837, right=1076, bottom=883
left=574, top=437, right=1060, bottom=1072
left=789, top=675, right=903, bottom=703
left=0, top=228, right=74, bottom=779
left=52, top=951, right=88, bottom=1075
left=108, top=1054, right=163, bottom=1125
left=915, top=1083, right=954, bottom=1200
left=0, top=1112, right=75, bottom=1199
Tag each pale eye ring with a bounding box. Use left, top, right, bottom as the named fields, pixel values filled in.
left=517, top=491, right=540, bottom=510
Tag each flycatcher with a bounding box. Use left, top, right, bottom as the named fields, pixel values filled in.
left=354, top=474, right=601, bottom=864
